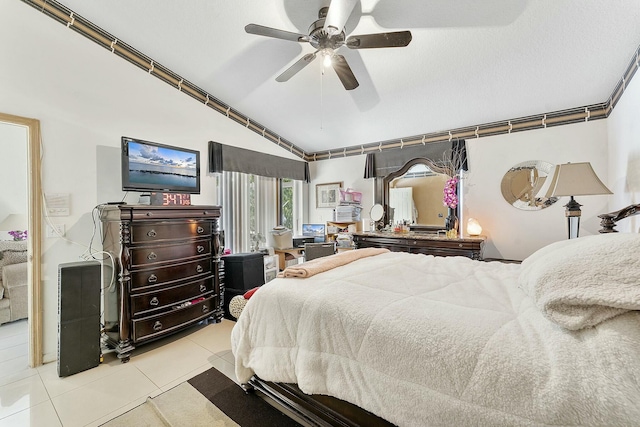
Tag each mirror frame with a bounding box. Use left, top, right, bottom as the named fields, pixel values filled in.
left=382, top=157, right=455, bottom=233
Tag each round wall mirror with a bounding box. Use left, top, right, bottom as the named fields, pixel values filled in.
left=370, top=204, right=384, bottom=221
left=501, top=160, right=558, bottom=210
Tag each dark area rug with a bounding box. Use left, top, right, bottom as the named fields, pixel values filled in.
left=188, top=367, right=301, bottom=427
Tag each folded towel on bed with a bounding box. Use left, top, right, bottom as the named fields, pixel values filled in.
left=519, top=233, right=640, bottom=330
left=277, top=247, right=389, bottom=278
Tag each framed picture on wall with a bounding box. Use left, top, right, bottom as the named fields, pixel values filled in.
left=316, top=182, right=342, bottom=208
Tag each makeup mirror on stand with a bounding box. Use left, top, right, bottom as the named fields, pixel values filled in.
left=370, top=204, right=384, bottom=231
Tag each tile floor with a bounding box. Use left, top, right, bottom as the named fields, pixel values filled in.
left=0, top=318, right=237, bottom=427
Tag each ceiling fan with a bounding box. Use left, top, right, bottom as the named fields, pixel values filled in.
left=245, top=0, right=412, bottom=90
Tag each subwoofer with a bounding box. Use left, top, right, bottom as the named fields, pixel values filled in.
left=57, top=261, right=101, bottom=377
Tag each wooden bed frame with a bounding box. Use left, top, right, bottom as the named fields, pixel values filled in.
left=243, top=204, right=640, bottom=427
left=246, top=376, right=395, bottom=427
left=599, top=203, right=640, bottom=232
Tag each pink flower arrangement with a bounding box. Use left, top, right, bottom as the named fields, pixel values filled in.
left=8, top=230, right=27, bottom=241
left=443, top=177, right=459, bottom=208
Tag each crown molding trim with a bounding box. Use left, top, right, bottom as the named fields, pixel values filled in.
left=21, top=0, right=639, bottom=163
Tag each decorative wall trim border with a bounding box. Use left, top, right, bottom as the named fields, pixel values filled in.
left=21, top=0, right=307, bottom=159
left=21, top=0, right=640, bottom=163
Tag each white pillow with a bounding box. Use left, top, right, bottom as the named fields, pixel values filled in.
left=518, top=233, right=640, bottom=330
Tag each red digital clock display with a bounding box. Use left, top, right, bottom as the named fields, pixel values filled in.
left=150, top=192, right=191, bottom=206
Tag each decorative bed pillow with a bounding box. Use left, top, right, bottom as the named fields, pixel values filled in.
left=518, top=233, right=640, bottom=330
left=243, top=287, right=260, bottom=299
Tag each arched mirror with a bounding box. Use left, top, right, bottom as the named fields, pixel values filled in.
left=382, top=158, right=451, bottom=232
left=501, top=160, right=558, bottom=210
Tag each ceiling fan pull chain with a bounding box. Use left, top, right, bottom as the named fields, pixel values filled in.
left=320, top=67, right=324, bottom=130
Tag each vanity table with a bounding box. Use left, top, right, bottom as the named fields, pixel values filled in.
left=353, top=232, right=485, bottom=260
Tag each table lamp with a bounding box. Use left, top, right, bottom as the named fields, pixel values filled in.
left=544, top=162, right=612, bottom=239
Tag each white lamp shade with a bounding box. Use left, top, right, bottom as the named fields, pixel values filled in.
left=467, top=218, right=482, bottom=236
left=0, top=214, right=28, bottom=231
left=544, top=162, right=612, bottom=198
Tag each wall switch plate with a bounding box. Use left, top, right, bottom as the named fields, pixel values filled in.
left=46, top=224, right=65, bottom=238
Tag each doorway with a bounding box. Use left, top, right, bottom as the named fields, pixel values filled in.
left=0, top=112, right=43, bottom=367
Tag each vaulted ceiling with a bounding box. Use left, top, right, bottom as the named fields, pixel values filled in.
left=47, top=0, right=640, bottom=157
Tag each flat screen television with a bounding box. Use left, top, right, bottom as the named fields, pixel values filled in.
left=302, top=223, right=326, bottom=243
left=121, top=136, right=200, bottom=194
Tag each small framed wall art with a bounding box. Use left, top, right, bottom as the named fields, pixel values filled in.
left=316, top=182, right=342, bottom=208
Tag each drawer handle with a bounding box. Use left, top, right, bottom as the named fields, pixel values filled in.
left=196, top=265, right=204, bottom=273
left=459, top=244, right=463, bottom=247
left=148, top=274, right=158, bottom=283
left=202, top=305, right=209, bottom=313
left=197, top=245, right=205, bottom=253
left=199, top=284, right=207, bottom=293
left=147, top=252, right=158, bottom=260
left=153, top=321, right=163, bottom=331
left=197, top=226, right=204, bottom=234
left=147, top=229, right=157, bottom=238
left=150, top=297, right=159, bottom=306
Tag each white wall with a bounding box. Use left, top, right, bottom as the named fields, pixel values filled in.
left=607, top=70, right=640, bottom=233
left=311, top=120, right=610, bottom=261
left=0, top=0, right=299, bottom=361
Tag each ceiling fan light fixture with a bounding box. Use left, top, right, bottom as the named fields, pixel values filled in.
left=322, top=51, right=333, bottom=68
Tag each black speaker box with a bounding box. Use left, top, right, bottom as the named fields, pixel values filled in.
left=57, top=261, right=101, bottom=377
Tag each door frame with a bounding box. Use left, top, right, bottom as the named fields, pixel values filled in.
left=0, top=112, right=43, bottom=367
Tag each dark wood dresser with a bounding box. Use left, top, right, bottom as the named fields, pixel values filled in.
left=100, top=205, right=223, bottom=362
left=353, top=232, right=485, bottom=260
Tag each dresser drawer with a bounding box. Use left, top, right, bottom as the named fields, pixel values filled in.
left=129, top=239, right=211, bottom=268
left=132, top=296, right=214, bottom=343
left=130, top=276, right=214, bottom=316
left=130, top=221, right=211, bottom=244
left=130, top=258, right=211, bottom=291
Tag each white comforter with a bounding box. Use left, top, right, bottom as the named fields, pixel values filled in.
left=231, top=252, right=640, bottom=427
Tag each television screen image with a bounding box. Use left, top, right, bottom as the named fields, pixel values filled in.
left=121, top=137, right=200, bottom=194
left=302, top=224, right=326, bottom=242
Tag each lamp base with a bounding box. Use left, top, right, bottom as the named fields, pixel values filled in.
left=564, top=196, right=582, bottom=239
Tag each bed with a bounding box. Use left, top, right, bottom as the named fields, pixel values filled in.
left=231, top=209, right=640, bottom=426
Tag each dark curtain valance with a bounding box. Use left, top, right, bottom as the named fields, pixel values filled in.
left=208, top=141, right=310, bottom=182
left=364, top=139, right=468, bottom=178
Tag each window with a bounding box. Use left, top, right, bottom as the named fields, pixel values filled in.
left=220, top=172, right=304, bottom=253
left=280, top=178, right=293, bottom=230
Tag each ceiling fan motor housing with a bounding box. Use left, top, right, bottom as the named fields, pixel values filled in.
left=308, top=10, right=346, bottom=52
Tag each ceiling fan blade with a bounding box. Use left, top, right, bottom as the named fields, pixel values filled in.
left=276, top=53, right=318, bottom=82
left=245, top=24, right=309, bottom=43
left=331, top=55, right=359, bottom=90
left=346, top=31, right=412, bottom=49
left=323, top=0, right=358, bottom=35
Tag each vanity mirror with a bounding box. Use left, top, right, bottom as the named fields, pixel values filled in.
left=501, top=160, right=558, bottom=210
left=382, top=158, right=450, bottom=232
